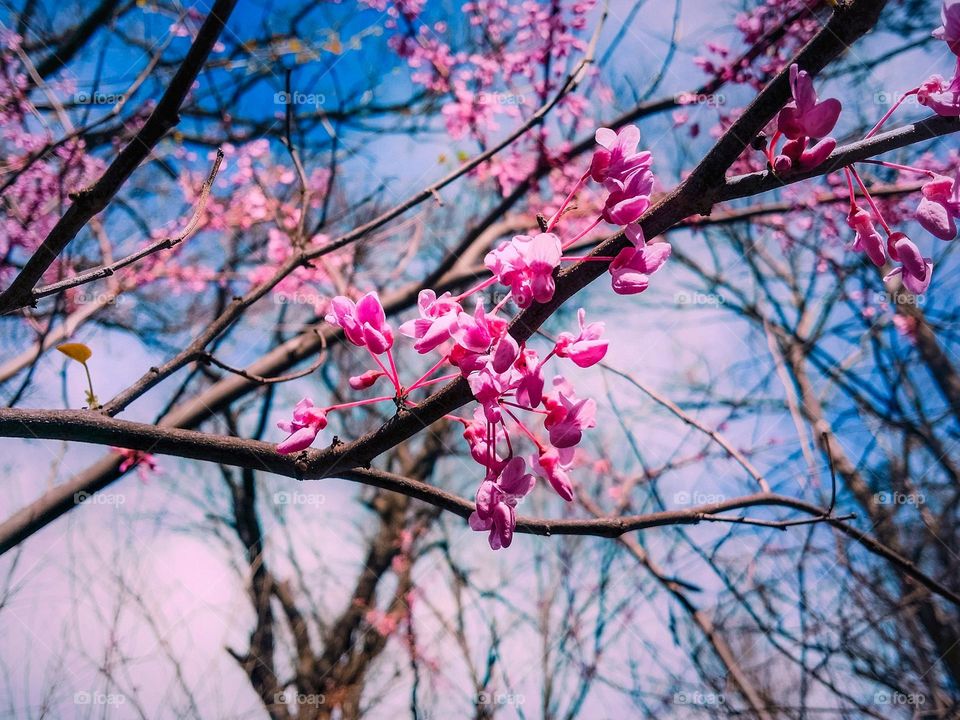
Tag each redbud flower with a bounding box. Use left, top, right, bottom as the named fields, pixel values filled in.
left=590, top=125, right=652, bottom=190
left=325, top=292, right=394, bottom=354
left=886, top=232, right=933, bottom=294
left=531, top=447, right=575, bottom=502
left=777, top=65, right=841, bottom=140
left=544, top=390, right=597, bottom=449
left=555, top=309, right=608, bottom=368
left=469, top=456, right=536, bottom=550
left=398, top=289, right=462, bottom=353
left=349, top=369, right=385, bottom=390
left=916, top=173, right=960, bottom=240
left=513, top=348, right=545, bottom=409
left=485, top=233, right=562, bottom=308
left=847, top=207, right=886, bottom=267
left=917, top=73, right=960, bottom=117
left=602, top=169, right=654, bottom=225
left=608, top=241, right=671, bottom=295
left=277, top=398, right=328, bottom=454
left=934, top=0, right=960, bottom=55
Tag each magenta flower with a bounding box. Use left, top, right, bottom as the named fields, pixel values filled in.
left=590, top=125, right=652, bottom=190
left=886, top=232, right=933, bottom=295
left=398, top=289, right=462, bottom=353
left=544, top=389, right=596, bottom=449
left=452, top=299, right=506, bottom=359
left=917, top=73, right=960, bottom=116
left=277, top=398, right=328, bottom=454
left=349, top=369, right=385, bottom=390
left=773, top=136, right=837, bottom=174
left=934, top=0, right=960, bottom=55
left=467, top=364, right=508, bottom=423
left=531, top=447, right=575, bottom=502
left=469, top=456, right=536, bottom=550
left=461, top=408, right=508, bottom=473
left=608, top=241, right=671, bottom=295
left=325, top=292, right=394, bottom=354
left=513, top=348, right=545, bottom=409
left=602, top=169, right=654, bottom=225
left=555, top=309, right=608, bottom=368
left=485, top=233, right=562, bottom=308
left=847, top=207, right=886, bottom=267
left=777, top=64, right=841, bottom=140
left=886, top=259, right=934, bottom=295
left=916, top=173, right=960, bottom=240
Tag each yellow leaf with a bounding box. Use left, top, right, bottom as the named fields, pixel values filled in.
left=56, top=343, right=92, bottom=364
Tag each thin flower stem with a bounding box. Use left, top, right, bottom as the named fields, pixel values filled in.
left=860, top=159, right=936, bottom=177
left=409, top=372, right=459, bottom=391
left=850, top=165, right=892, bottom=234
left=407, top=355, right=450, bottom=392
left=454, top=276, right=497, bottom=302
left=327, top=395, right=395, bottom=412
left=502, top=405, right=540, bottom=445
left=545, top=170, right=591, bottom=231
left=562, top=216, right=603, bottom=250
left=865, top=89, right=918, bottom=139
left=385, top=348, right=402, bottom=392
left=368, top=351, right=399, bottom=393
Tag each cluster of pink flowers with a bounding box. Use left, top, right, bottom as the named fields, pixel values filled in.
left=768, top=64, right=841, bottom=174
left=0, top=31, right=105, bottom=284
left=276, top=125, right=669, bottom=550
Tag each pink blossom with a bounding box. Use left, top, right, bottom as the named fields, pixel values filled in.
left=885, top=260, right=934, bottom=295
left=113, top=448, right=159, bottom=481
left=398, top=290, right=462, bottom=353
left=916, top=173, right=960, bottom=240
left=886, top=232, right=933, bottom=294
left=349, top=369, right=385, bottom=390
left=934, top=0, right=960, bottom=55
left=601, top=169, right=654, bottom=225
left=917, top=73, right=960, bottom=116
left=555, top=309, right=607, bottom=368
left=847, top=207, right=886, bottom=267
left=513, top=348, right=545, bottom=409
left=325, top=292, right=395, bottom=354
left=485, top=233, right=562, bottom=308
left=590, top=125, right=652, bottom=189
left=777, top=64, right=841, bottom=140
left=531, top=447, right=575, bottom=501
left=276, top=398, right=328, bottom=454
left=467, top=364, right=508, bottom=423
left=461, top=408, right=508, bottom=472
left=773, top=136, right=836, bottom=174
left=469, top=457, right=536, bottom=550
left=608, top=242, right=671, bottom=295
left=544, top=389, right=597, bottom=449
